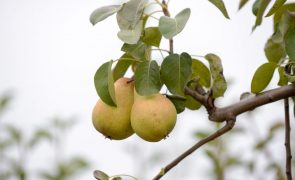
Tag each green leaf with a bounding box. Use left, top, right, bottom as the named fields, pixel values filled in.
left=135, top=60, right=162, bottom=96
left=208, top=0, right=230, bottom=19
left=255, top=139, right=268, bottom=150
left=142, top=27, right=162, bottom=47
left=264, top=38, right=285, bottom=63
left=184, top=95, right=201, bottom=110
left=205, top=150, right=223, bottom=177
left=194, top=131, right=210, bottom=139
left=116, top=0, right=147, bottom=30
left=252, top=0, right=262, bottom=16
left=113, top=54, right=134, bottom=81
left=191, top=59, right=211, bottom=88
left=0, top=93, right=12, bottom=113
left=278, top=66, right=288, bottom=86
left=265, top=0, right=287, bottom=17
left=5, top=125, right=22, bottom=144
left=269, top=122, right=284, bottom=134
left=239, top=0, right=250, bottom=10
left=272, top=11, right=295, bottom=43
left=112, top=177, right=123, bottom=180
left=66, top=157, right=89, bottom=175
left=251, top=62, right=277, bottom=93
left=159, top=8, right=191, bottom=39
left=205, top=53, right=227, bottom=98
left=94, top=60, right=117, bottom=106
left=94, top=170, right=109, bottom=180
left=285, top=24, right=295, bottom=60
left=161, top=53, right=192, bottom=96
left=28, top=129, right=52, bottom=148
left=253, top=0, right=271, bottom=30
left=273, top=3, right=295, bottom=26
left=167, top=96, right=185, bottom=114
left=225, top=157, right=242, bottom=167
left=90, top=5, right=122, bottom=25
left=117, top=20, right=142, bottom=44
left=121, top=41, right=148, bottom=60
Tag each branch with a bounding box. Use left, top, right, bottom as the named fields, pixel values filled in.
left=161, top=0, right=174, bottom=54
left=210, top=84, right=295, bottom=122
left=152, top=118, right=236, bottom=180
left=284, top=98, right=293, bottom=180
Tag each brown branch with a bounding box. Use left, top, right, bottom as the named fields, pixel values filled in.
left=152, top=118, right=236, bottom=180
left=209, top=85, right=295, bottom=122
left=284, top=98, right=292, bottom=180
left=184, top=86, right=207, bottom=106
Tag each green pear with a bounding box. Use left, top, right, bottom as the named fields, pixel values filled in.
left=92, top=77, right=134, bottom=140
left=131, top=92, right=177, bottom=142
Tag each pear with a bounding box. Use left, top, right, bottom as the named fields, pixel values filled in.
left=92, top=77, right=134, bottom=140
left=131, top=92, right=177, bottom=142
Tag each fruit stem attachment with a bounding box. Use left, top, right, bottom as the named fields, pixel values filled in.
left=152, top=118, right=236, bottom=180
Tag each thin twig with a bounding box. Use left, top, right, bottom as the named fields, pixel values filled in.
left=161, top=0, right=174, bottom=54
left=284, top=98, right=292, bottom=180
left=152, top=119, right=236, bottom=180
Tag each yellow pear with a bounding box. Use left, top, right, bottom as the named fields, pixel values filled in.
left=131, top=92, right=177, bottom=142
left=92, top=77, right=134, bottom=140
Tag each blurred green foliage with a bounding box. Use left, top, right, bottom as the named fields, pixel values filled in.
left=0, top=94, right=89, bottom=180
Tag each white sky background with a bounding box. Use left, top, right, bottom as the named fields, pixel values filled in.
left=0, top=0, right=294, bottom=179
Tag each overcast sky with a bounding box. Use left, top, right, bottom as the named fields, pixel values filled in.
left=0, top=0, right=293, bottom=179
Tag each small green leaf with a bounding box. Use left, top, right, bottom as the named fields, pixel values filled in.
left=28, top=129, right=52, bottom=148
left=252, top=0, right=262, bottom=16
left=0, top=93, right=12, bottom=113
left=142, top=27, right=162, bottom=47
left=159, top=8, right=191, bottom=39
left=116, top=0, right=147, bottom=30
left=208, top=0, right=230, bottom=19
left=265, top=0, right=287, bottom=17
left=161, top=53, right=192, bottom=96
left=225, top=157, right=242, bottom=167
left=167, top=96, right=185, bottom=114
left=94, top=170, right=109, bottom=180
left=253, top=0, right=271, bottom=30
left=264, top=38, right=285, bottom=63
left=239, top=0, right=250, bottom=10
left=184, top=95, right=201, bottom=110
left=285, top=24, right=295, bottom=60
left=5, top=125, right=22, bottom=143
left=94, top=60, right=117, bottom=106
left=117, top=20, right=142, bottom=44
left=205, top=53, right=227, bottom=98
left=191, top=59, right=211, bottom=88
left=112, top=177, right=123, bottom=180
left=113, top=54, right=134, bottom=81
left=194, top=131, right=210, bottom=139
left=255, top=139, right=268, bottom=150
left=135, top=60, right=162, bottom=96
left=121, top=41, right=148, bottom=60
left=251, top=62, right=277, bottom=93
left=277, top=66, right=288, bottom=86
left=90, top=5, right=122, bottom=25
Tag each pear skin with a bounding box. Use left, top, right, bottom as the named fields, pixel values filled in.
left=92, top=78, right=134, bottom=140
left=131, top=92, right=177, bottom=142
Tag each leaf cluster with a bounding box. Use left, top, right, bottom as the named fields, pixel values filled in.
left=91, top=0, right=228, bottom=114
